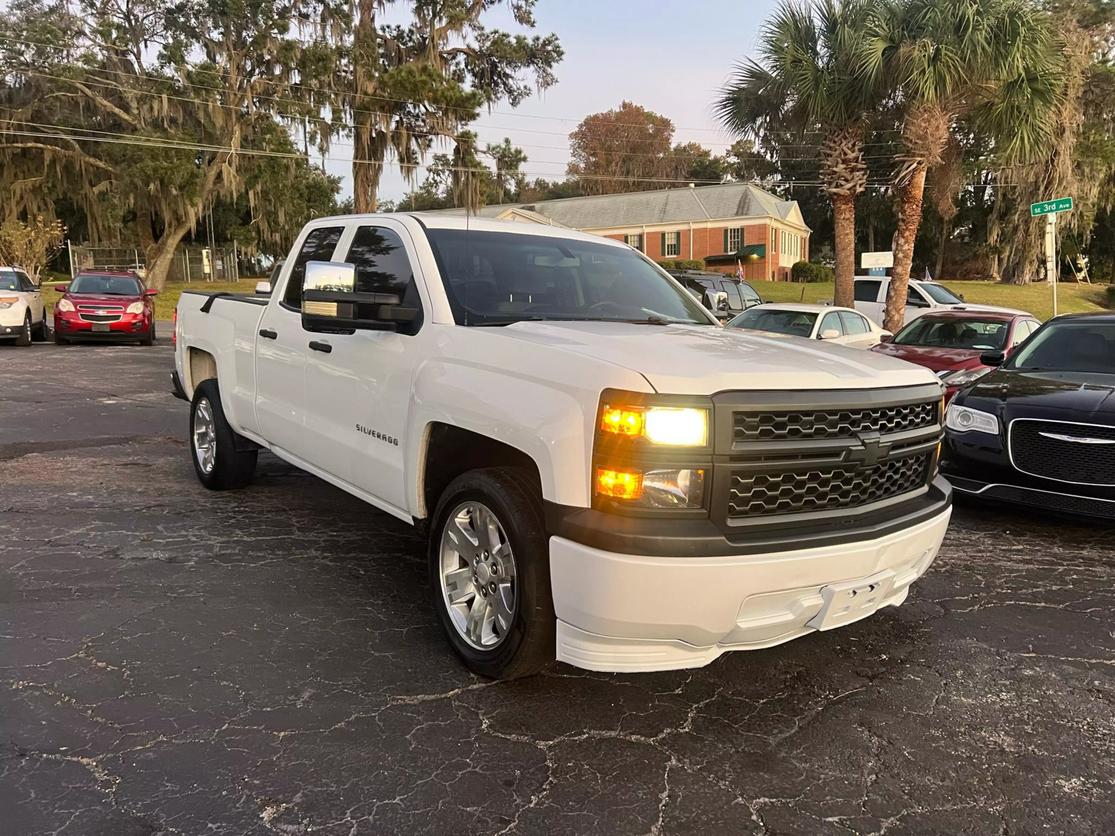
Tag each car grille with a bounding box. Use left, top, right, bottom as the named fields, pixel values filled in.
left=733, top=401, right=937, bottom=443
left=720, top=392, right=941, bottom=522
left=1010, top=420, right=1115, bottom=486
left=77, top=304, right=124, bottom=323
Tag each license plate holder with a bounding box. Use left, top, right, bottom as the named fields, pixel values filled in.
left=92, top=322, right=110, bottom=332
left=808, top=570, right=895, bottom=631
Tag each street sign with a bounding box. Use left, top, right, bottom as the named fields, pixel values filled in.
left=1030, top=197, right=1073, bottom=217
left=861, top=251, right=894, bottom=269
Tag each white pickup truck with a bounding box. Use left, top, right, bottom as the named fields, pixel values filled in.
left=174, top=214, right=952, bottom=679
left=853, top=275, right=1025, bottom=327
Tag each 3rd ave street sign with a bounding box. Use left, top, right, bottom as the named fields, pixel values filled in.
left=1031, top=197, right=1073, bottom=217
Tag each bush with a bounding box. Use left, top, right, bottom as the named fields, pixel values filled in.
left=657, top=259, right=677, bottom=271
left=791, top=261, right=834, bottom=283
left=657, top=259, right=705, bottom=271
left=1105, top=284, right=1115, bottom=309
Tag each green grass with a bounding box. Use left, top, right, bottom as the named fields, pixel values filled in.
left=750, top=279, right=1113, bottom=321
left=40, top=279, right=263, bottom=320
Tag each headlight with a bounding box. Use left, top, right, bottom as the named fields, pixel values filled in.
left=945, top=404, right=999, bottom=434
left=58, top=298, right=75, bottom=312
left=600, top=404, right=709, bottom=447
left=940, top=368, right=990, bottom=387
left=0, top=296, right=18, bottom=309
left=126, top=301, right=145, bottom=314
left=595, top=467, right=706, bottom=508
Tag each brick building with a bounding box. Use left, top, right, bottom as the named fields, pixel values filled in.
left=436, top=182, right=811, bottom=281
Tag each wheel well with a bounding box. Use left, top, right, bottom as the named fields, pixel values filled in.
left=421, top=423, right=542, bottom=519
left=187, top=348, right=217, bottom=396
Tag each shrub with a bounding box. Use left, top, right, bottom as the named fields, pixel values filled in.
left=657, top=259, right=677, bottom=271
left=1105, top=284, right=1115, bottom=309
left=678, top=259, right=705, bottom=270
left=791, top=260, right=834, bottom=283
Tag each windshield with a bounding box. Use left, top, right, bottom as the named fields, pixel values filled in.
left=1007, top=321, right=1115, bottom=374
left=0, top=271, right=19, bottom=292
left=424, top=229, right=713, bottom=326
left=918, top=282, right=963, bottom=304
left=70, top=274, right=143, bottom=295
left=727, top=307, right=817, bottom=338
left=893, top=317, right=1009, bottom=351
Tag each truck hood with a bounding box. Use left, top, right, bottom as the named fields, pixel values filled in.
left=493, top=321, right=938, bottom=394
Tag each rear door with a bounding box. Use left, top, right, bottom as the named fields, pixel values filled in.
left=255, top=224, right=344, bottom=458
left=853, top=279, right=884, bottom=324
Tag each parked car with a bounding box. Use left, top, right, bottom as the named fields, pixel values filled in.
left=175, top=214, right=951, bottom=679
left=0, top=266, right=49, bottom=346
left=942, top=313, right=1115, bottom=521
left=53, top=271, right=158, bottom=345
left=671, top=270, right=763, bottom=320
left=872, top=310, right=1042, bottom=401
left=727, top=303, right=890, bottom=349
left=852, top=276, right=1025, bottom=327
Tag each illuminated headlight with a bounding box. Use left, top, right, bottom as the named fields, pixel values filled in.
left=126, top=301, right=144, bottom=314
left=945, top=404, right=999, bottom=435
left=600, top=404, right=709, bottom=447
left=58, top=298, right=75, bottom=312
left=940, top=368, right=990, bottom=387
left=0, top=296, right=18, bottom=309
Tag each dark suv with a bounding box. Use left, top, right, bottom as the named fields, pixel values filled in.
left=670, top=270, right=763, bottom=319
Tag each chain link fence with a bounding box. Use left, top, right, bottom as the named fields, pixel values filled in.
left=69, top=244, right=241, bottom=283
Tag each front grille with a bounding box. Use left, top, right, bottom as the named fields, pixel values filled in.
left=79, top=313, right=122, bottom=323
left=1010, top=420, right=1115, bottom=486
left=733, top=401, right=937, bottom=443
left=728, top=452, right=931, bottom=517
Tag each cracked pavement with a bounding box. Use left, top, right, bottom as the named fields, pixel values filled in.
left=2, top=340, right=1113, bottom=835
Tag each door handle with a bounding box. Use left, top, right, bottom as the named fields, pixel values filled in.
left=308, top=340, right=332, bottom=354
left=258, top=328, right=277, bottom=339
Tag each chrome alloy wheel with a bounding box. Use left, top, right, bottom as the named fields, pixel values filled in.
left=439, top=501, right=517, bottom=650
left=192, top=397, right=217, bottom=475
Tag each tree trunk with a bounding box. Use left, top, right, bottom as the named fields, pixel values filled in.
left=144, top=221, right=193, bottom=291
left=883, top=164, right=927, bottom=334
left=867, top=219, right=875, bottom=254
left=352, top=0, right=382, bottom=214
left=935, top=219, right=950, bottom=279
left=832, top=193, right=856, bottom=308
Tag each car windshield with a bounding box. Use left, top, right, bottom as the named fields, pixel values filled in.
left=893, top=317, right=1009, bottom=351
left=1007, top=321, right=1115, bottom=374
left=424, top=229, right=713, bottom=326
left=0, top=271, right=19, bottom=291
left=70, top=274, right=142, bottom=295
left=727, top=308, right=818, bottom=338
left=918, top=282, right=963, bottom=304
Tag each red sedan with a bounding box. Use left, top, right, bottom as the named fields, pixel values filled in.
left=871, top=310, right=1042, bottom=402
left=54, top=271, right=158, bottom=345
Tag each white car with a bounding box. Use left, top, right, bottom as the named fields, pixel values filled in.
left=853, top=276, right=1026, bottom=327
left=727, top=303, right=890, bottom=349
left=0, top=267, right=49, bottom=346
left=175, top=215, right=951, bottom=679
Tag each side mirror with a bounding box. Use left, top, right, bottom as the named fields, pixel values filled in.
left=55, top=283, right=70, bottom=293
left=880, top=332, right=894, bottom=343
left=301, top=260, right=418, bottom=333
left=819, top=328, right=841, bottom=340
left=705, top=290, right=729, bottom=315
left=980, top=351, right=1005, bottom=367
left=144, top=288, right=158, bottom=297
left=255, top=281, right=272, bottom=295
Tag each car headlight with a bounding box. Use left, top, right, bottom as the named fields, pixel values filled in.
left=940, top=368, right=990, bottom=387
left=600, top=405, right=709, bottom=447
left=126, top=301, right=145, bottom=314
left=945, top=403, right=999, bottom=434
left=58, top=298, right=75, bottom=312
left=595, top=467, right=707, bottom=508
left=0, top=296, right=18, bottom=309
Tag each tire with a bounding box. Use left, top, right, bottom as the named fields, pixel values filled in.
left=53, top=330, right=68, bottom=345
left=189, top=379, right=257, bottom=490
left=429, top=467, right=555, bottom=680
left=32, top=314, right=48, bottom=341
left=140, top=323, right=155, bottom=346
left=15, top=313, right=31, bottom=346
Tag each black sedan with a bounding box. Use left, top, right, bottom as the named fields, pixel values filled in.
left=942, top=312, right=1115, bottom=521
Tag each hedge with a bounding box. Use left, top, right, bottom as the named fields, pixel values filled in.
left=791, top=260, right=835, bottom=283
left=657, top=259, right=705, bottom=271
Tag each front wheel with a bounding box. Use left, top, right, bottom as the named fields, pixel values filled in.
left=189, top=379, right=257, bottom=490
left=140, top=322, right=155, bottom=346
left=32, top=314, right=48, bottom=341
left=429, top=468, right=555, bottom=680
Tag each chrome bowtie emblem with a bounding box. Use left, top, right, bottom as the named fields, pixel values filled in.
left=1038, top=431, right=1115, bottom=445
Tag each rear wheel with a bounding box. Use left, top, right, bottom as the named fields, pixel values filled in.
left=429, top=467, right=554, bottom=680
left=15, top=313, right=31, bottom=346
left=189, top=379, right=257, bottom=490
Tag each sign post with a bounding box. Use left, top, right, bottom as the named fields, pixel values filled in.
left=1031, top=197, right=1073, bottom=318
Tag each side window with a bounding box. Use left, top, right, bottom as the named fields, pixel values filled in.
left=345, top=226, right=423, bottom=334
left=283, top=226, right=344, bottom=308
left=906, top=285, right=930, bottom=307
left=853, top=280, right=881, bottom=303
left=1013, top=320, right=1037, bottom=346
left=839, top=311, right=869, bottom=335
left=18, top=271, right=36, bottom=291
left=740, top=283, right=762, bottom=307
left=820, top=312, right=844, bottom=336
left=722, top=283, right=743, bottom=310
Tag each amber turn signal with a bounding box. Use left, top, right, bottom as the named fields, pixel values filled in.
left=600, top=407, right=644, bottom=437
left=595, top=467, right=643, bottom=500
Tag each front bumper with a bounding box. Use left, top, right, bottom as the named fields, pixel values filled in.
left=549, top=506, right=952, bottom=672
left=55, top=315, right=151, bottom=339
left=945, top=469, right=1115, bottom=521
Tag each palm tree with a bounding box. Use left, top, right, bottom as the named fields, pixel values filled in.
left=862, top=0, right=1062, bottom=332
left=716, top=0, right=883, bottom=308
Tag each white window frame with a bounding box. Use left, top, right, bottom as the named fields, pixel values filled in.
left=624, top=233, right=643, bottom=252
left=726, top=228, right=742, bottom=253
left=663, top=231, right=680, bottom=257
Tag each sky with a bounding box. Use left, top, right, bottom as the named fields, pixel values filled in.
left=326, top=0, right=782, bottom=203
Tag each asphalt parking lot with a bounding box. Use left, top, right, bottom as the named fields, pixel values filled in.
left=1, top=338, right=1113, bottom=835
